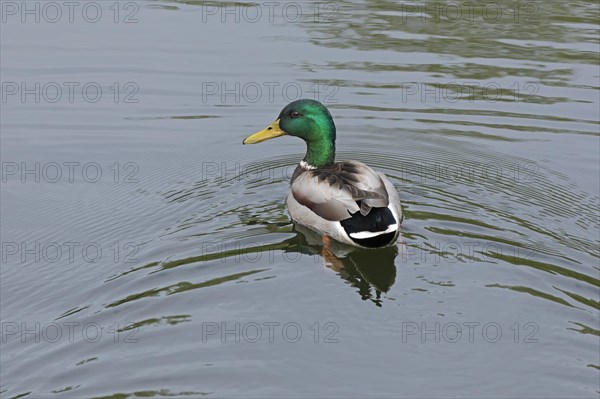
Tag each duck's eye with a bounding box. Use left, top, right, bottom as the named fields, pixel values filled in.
left=291, top=111, right=300, bottom=118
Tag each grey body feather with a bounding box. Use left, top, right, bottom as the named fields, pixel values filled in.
left=291, top=161, right=390, bottom=221
left=287, top=161, right=402, bottom=247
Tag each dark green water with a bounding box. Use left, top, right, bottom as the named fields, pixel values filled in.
left=1, top=1, right=599, bottom=397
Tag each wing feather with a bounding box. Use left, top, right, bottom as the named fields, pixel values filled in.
left=291, top=161, right=390, bottom=221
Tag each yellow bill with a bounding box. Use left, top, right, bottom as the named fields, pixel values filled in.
left=243, top=119, right=285, bottom=144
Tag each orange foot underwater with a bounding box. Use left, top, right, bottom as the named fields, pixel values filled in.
left=321, top=235, right=344, bottom=272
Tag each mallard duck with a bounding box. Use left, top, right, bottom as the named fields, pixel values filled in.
left=243, top=99, right=402, bottom=248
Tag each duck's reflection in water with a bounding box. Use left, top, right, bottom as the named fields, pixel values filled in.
left=292, top=224, right=400, bottom=307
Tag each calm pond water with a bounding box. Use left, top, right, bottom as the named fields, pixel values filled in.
left=1, top=0, right=599, bottom=397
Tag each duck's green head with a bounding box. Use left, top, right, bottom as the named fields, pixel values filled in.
left=243, top=99, right=336, bottom=168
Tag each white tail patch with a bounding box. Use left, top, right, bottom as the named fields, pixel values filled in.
left=349, top=224, right=398, bottom=239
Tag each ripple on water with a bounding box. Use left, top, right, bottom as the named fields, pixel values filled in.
left=1, top=0, right=599, bottom=397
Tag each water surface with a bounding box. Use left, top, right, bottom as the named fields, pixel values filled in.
left=1, top=0, right=599, bottom=397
